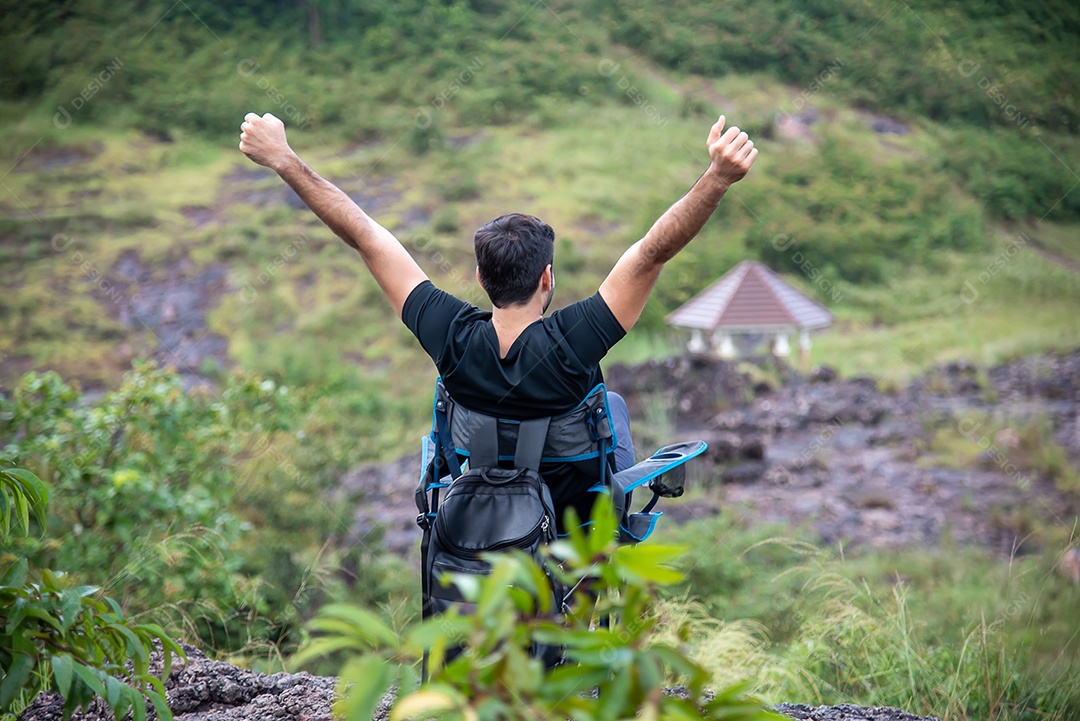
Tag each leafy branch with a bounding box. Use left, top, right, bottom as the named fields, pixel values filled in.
left=296, top=500, right=785, bottom=721
left=1, top=466, right=181, bottom=720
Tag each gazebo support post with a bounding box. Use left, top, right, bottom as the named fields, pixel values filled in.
left=688, top=329, right=707, bottom=354
left=799, top=329, right=811, bottom=372
left=716, top=332, right=736, bottom=359
left=773, top=332, right=790, bottom=359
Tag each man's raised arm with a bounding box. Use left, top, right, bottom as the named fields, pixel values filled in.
left=238, top=112, right=427, bottom=318
left=599, top=115, right=758, bottom=331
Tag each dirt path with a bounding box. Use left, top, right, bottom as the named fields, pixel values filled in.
left=1026, top=234, right=1080, bottom=273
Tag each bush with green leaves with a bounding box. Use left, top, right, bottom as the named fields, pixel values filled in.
left=296, top=500, right=785, bottom=721
left=0, top=366, right=245, bottom=618
left=0, top=363, right=397, bottom=658
left=1, top=466, right=180, bottom=720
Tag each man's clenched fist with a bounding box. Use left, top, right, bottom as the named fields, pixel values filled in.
left=239, top=112, right=294, bottom=172
left=705, top=115, right=758, bottom=187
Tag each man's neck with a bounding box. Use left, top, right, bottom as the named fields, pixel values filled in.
left=491, top=301, right=544, bottom=358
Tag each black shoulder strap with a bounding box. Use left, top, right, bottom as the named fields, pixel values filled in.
left=514, top=417, right=550, bottom=472
left=435, top=381, right=551, bottom=472
left=470, top=415, right=500, bottom=468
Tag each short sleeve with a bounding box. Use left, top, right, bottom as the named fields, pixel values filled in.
left=551, top=292, right=627, bottom=367
left=401, top=281, right=469, bottom=361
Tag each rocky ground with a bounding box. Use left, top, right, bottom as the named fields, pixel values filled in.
left=20, top=644, right=338, bottom=721
left=106, top=250, right=231, bottom=389
left=20, top=645, right=941, bottom=721
left=607, top=348, right=1079, bottom=555
left=773, top=703, right=939, bottom=721
left=342, top=348, right=1080, bottom=558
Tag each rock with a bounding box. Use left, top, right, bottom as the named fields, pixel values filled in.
left=102, top=250, right=232, bottom=386
left=775, top=109, right=819, bottom=141
left=700, top=432, right=765, bottom=463
left=703, top=432, right=744, bottom=463
left=774, top=702, right=940, bottom=720
left=721, top=460, right=767, bottom=484
left=338, top=453, right=422, bottom=555
left=988, top=351, right=1080, bottom=403
left=810, top=365, right=838, bottom=383
left=753, top=381, right=773, bottom=396
left=661, top=689, right=938, bottom=721
left=19, top=644, right=340, bottom=721
left=857, top=111, right=910, bottom=136
left=741, top=437, right=766, bottom=460
left=605, top=354, right=796, bottom=430
left=993, top=428, right=1021, bottom=450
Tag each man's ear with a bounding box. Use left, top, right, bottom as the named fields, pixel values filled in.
left=541, top=264, right=554, bottom=291
left=475, top=266, right=484, bottom=290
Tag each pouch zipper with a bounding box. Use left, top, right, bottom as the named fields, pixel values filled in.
left=437, top=514, right=550, bottom=560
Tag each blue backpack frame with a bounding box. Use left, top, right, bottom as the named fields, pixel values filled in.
left=414, top=380, right=706, bottom=546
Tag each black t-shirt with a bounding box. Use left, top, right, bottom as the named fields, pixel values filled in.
left=401, top=281, right=626, bottom=418
left=402, top=281, right=627, bottom=529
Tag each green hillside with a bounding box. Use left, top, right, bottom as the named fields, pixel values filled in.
left=2, top=0, right=1079, bottom=397
left=2, top=1, right=1080, bottom=717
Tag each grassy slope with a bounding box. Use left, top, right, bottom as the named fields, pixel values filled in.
left=809, top=244, right=1080, bottom=380
left=3, top=61, right=1079, bottom=399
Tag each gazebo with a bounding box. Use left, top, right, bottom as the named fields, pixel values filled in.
left=666, top=260, right=833, bottom=366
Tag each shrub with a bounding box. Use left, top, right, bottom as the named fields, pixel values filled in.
left=0, top=366, right=243, bottom=617
left=432, top=207, right=460, bottom=234
left=0, top=467, right=180, bottom=720
left=0, top=364, right=385, bottom=658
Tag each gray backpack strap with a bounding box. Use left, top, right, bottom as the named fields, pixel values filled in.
left=514, top=417, right=551, bottom=472
left=469, top=415, right=500, bottom=468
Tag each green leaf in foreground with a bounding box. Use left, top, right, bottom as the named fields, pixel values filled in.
left=298, top=502, right=780, bottom=721
left=2, top=467, right=179, bottom=721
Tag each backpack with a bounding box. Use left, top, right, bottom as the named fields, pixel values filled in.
left=414, top=380, right=706, bottom=668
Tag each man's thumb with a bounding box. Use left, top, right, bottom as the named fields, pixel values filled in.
left=708, top=114, right=726, bottom=143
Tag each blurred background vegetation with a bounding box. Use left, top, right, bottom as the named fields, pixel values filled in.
left=1, top=0, right=1079, bottom=718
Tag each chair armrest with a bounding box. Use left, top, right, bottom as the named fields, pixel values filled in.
left=612, top=440, right=708, bottom=496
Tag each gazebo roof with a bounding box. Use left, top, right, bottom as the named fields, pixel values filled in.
left=666, top=260, right=833, bottom=332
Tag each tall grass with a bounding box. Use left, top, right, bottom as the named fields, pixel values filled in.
left=657, top=518, right=1080, bottom=719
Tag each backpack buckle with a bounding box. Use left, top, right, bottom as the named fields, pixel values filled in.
left=585, top=407, right=603, bottom=442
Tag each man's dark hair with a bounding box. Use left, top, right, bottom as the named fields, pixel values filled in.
left=473, top=213, right=555, bottom=308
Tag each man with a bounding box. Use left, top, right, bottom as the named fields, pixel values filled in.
left=239, top=112, right=757, bottom=529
